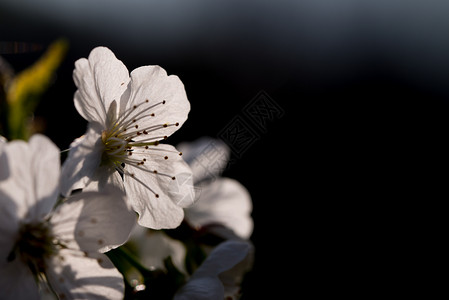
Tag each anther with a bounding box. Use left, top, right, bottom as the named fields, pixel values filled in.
left=155, top=194, right=159, bottom=198
left=171, top=176, right=176, bottom=180
left=135, top=125, right=138, bottom=128
left=133, top=105, right=137, bottom=109
left=145, top=146, right=149, bottom=149
left=164, top=156, right=168, bottom=160
left=175, top=122, right=179, bottom=126
left=143, top=130, right=148, bottom=134
left=179, top=152, right=183, bottom=156
left=150, top=113, right=155, bottom=117
left=163, top=136, right=167, bottom=140
left=153, top=170, right=158, bottom=174
left=145, top=99, right=149, bottom=103
left=162, top=100, right=166, bottom=104
left=163, top=124, right=168, bottom=128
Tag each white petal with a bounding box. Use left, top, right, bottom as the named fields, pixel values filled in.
left=175, top=241, right=251, bottom=300
left=174, top=276, right=224, bottom=300
left=51, top=188, right=136, bottom=253
left=124, top=65, right=190, bottom=141
left=29, top=135, right=61, bottom=219
left=60, top=123, right=103, bottom=197
left=0, top=139, right=8, bottom=181
left=0, top=259, right=40, bottom=300
left=124, top=144, right=195, bottom=229
left=124, top=164, right=185, bottom=229
left=73, top=47, right=130, bottom=125
left=129, top=227, right=186, bottom=273
left=194, top=240, right=251, bottom=277
left=46, top=250, right=124, bottom=300
left=83, top=165, right=125, bottom=193
left=0, top=135, right=59, bottom=223
left=0, top=192, right=19, bottom=264
left=177, top=137, right=230, bottom=183
left=185, top=178, right=253, bottom=239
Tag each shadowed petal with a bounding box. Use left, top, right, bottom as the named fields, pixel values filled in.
left=46, top=251, right=124, bottom=300
left=185, top=178, right=253, bottom=239
left=175, top=241, right=251, bottom=300
left=0, top=135, right=59, bottom=223
left=177, top=137, right=230, bottom=183
left=51, top=188, right=136, bottom=253
left=0, top=259, right=40, bottom=300
left=60, top=123, right=103, bottom=197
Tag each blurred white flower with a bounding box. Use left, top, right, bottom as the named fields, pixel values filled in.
left=174, top=240, right=252, bottom=300
left=178, top=137, right=253, bottom=239
left=128, top=226, right=186, bottom=274
left=61, top=47, right=195, bottom=229
left=0, top=135, right=136, bottom=300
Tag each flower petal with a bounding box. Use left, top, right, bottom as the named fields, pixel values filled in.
left=123, top=164, right=185, bottom=229
left=0, top=145, right=18, bottom=260
left=124, top=65, right=190, bottom=141
left=124, top=144, right=195, bottom=229
left=83, top=165, right=125, bottom=193
left=29, top=135, right=61, bottom=219
left=0, top=259, right=39, bottom=300
left=129, top=227, right=186, bottom=273
left=46, top=250, right=124, bottom=300
left=60, top=123, right=103, bottom=197
left=73, top=47, right=130, bottom=125
left=175, top=241, right=251, bottom=300
left=174, top=276, right=224, bottom=300
left=0, top=135, right=60, bottom=223
left=194, top=240, right=251, bottom=277
left=177, top=137, right=230, bottom=183
left=51, top=187, right=136, bottom=253
left=185, top=178, right=253, bottom=239
left=0, top=191, right=18, bottom=263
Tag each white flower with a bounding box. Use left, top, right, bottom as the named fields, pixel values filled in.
left=129, top=226, right=186, bottom=274
left=174, top=240, right=252, bottom=300
left=61, top=47, right=195, bottom=229
left=0, top=135, right=136, bottom=300
left=178, top=137, right=253, bottom=239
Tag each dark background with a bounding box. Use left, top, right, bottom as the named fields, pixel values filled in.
left=2, top=0, right=448, bottom=297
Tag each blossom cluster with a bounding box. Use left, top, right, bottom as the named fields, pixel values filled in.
left=0, top=47, right=253, bottom=299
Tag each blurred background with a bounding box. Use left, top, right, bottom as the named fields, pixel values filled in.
left=2, top=0, right=449, bottom=297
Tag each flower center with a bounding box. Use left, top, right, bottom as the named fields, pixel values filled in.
left=101, top=129, right=131, bottom=166
left=9, top=222, right=58, bottom=275
left=100, top=99, right=180, bottom=171
left=98, top=99, right=185, bottom=199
